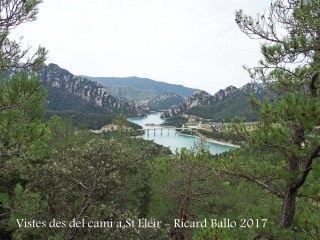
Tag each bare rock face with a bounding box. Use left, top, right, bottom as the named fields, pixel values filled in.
left=161, top=90, right=212, bottom=118
left=160, top=102, right=187, bottom=118
left=241, top=82, right=265, bottom=95
left=187, top=90, right=212, bottom=108
left=213, top=86, right=238, bottom=101
left=39, top=63, right=144, bottom=116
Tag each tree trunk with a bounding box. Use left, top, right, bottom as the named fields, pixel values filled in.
left=280, top=124, right=303, bottom=229
left=279, top=187, right=297, bottom=228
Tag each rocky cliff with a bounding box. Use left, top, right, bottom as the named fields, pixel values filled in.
left=161, top=83, right=265, bottom=121
left=39, top=64, right=144, bottom=116
left=161, top=90, right=212, bottom=118
left=213, top=86, right=238, bottom=101
left=186, top=90, right=212, bottom=108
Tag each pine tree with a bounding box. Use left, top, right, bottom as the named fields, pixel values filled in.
left=0, top=0, right=46, bottom=75
left=0, top=1, right=48, bottom=238
left=233, top=0, right=320, bottom=229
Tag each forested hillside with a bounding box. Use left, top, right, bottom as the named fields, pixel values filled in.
left=162, top=83, right=264, bottom=121
left=40, top=64, right=144, bottom=117
left=186, top=83, right=265, bottom=121
left=146, top=92, right=186, bottom=111
left=43, top=110, right=142, bottom=130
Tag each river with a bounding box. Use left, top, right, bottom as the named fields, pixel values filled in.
left=129, top=113, right=232, bottom=154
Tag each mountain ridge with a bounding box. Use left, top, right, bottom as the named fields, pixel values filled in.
left=2, top=63, right=265, bottom=121
left=145, top=92, right=186, bottom=111
left=39, top=63, right=144, bottom=117
left=80, top=75, right=199, bottom=97
left=161, top=83, right=265, bottom=121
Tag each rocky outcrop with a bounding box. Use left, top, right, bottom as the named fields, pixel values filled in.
left=161, top=90, right=211, bottom=118
left=186, top=90, right=212, bottom=108
left=39, top=63, right=144, bottom=116
left=241, top=82, right=265, bottom=94
left=213, top=86, right=238, bottom=101
left=161, top=83, right=266, bottom=120
left=160, top=102, right=187, bottom=118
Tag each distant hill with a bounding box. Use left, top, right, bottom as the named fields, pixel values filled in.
left=161, top=83, right=265, bottom=121
left=39, top=64, right=144, bottom=117
left=145, top=92, right=186, bottom=111
left=104, top=85, right=156, bottom=103
left=80, top=76, right=198, bottom=97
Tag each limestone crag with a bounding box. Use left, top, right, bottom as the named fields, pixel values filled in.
left=213, top=86, right=238, bottom=101
left=161, top=90, right=211, bottom=118
left=39, top=63, right=144, bottom=116
left=241, top=82, right=265, bottom=94
left=186, top=90, right=212, bottom=108
left=160, top=102, right=187, bottom=118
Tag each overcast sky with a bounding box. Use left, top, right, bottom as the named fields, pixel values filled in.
left=12, top=0, right=271, bottom=94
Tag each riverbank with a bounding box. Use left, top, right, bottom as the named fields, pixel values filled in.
left=197, top=132, right=241, bottom=148
left=177, top=131, right=241, bottom=148
left=129, top=114, right=233, bottom=154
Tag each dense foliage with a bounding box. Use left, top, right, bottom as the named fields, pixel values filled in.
left=162, top=116, right=189, bottom=127
left=43, top=110, right=142, bottom=130
left=232, top=0, right=320, bottom=231
left=1, top=0, right=320, bottom=239
left=43, top=110, right=114, bottom=129
left=197, top=129, right=243, bottom=145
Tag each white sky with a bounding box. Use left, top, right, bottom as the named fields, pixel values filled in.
left=11, top=0, right=271, bottom=94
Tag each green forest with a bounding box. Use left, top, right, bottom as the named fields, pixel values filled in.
left=1, top=0, right=320, bottom=239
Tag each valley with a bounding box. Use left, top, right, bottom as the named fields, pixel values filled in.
left=39, top=63, right=262, bottom=123
left=36, top=63, right=262, bottom=149
left=32, top=62, right=265, bottom=150
left=128, top=113, right=234, bottom=154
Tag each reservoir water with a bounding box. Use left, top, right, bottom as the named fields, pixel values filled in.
left=129, top=113, right=232, bottom=154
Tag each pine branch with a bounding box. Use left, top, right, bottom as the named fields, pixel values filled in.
left=218, top=169, right=285, bottom=199
left=292, top=144, right=320, bottom=191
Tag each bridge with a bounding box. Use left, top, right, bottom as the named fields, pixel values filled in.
left=137, top=127, right=198, bottom=136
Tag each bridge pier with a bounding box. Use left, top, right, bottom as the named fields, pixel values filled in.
left=139, top=127, right=184, bottom=136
